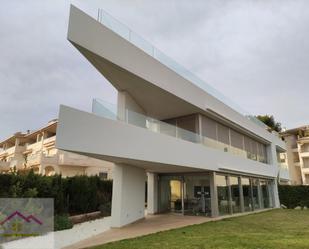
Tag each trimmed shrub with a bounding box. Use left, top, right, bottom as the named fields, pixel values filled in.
left=54, top=214, right=73, bottom=231
left=278, top=185, right=309, bottom=209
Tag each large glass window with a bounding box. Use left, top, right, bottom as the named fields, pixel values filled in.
left=260, top=180, right=270, bottom=208
left=244, top=137, right=252, bottom=160
left=251, top=179, right=260, bottom=210
left=230, top=176, right=241, bottom=213
left=217, top=124, right=230, bottom=145
left=241, top=177, right=252, bottom=212
left=250, top=140, right=258, bottom=161
left=184, top=175, right=211, bottom=216
left=164, top=115, right=199, bottom=143
left=201, top=116, right=217, bottom=140
left=230, top=129, right=244, bottom=150
left=216, top=175, right=230, bottom=215
left=257, top=142, right=267, bottom=163
left=158, top=175, right=183, bottom=213
left=177, top=115, right=198, bottom=134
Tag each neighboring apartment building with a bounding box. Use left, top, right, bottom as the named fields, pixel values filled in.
left=281, top=126, right=309, bottom=185
left=0, top=119, right=112, bottom=178
left=56, top=6, right=288, bottom=227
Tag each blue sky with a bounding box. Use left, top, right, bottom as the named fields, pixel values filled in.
left=1, top=0, right=309, bottom=140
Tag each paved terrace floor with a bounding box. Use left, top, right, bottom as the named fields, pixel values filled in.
left=64, top=209, right=272, bottom=249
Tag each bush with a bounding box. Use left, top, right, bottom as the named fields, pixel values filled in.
left=99, top=202, right=111, bottom=216
left=0, top=171, right=113, bottom=216
left=278, top=185, right=309, bottom=209
left=54, top=214, right=73, bottom=231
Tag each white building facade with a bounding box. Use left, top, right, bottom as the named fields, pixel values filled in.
left=281, top=126, right=309, bottom=185
left=56, top=6, right=288, bottom=227
left=0, top=120, right=113, bottom=178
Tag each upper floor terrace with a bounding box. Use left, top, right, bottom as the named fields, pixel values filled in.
left=67, top=5, right=285, bottom=152
left=93, top=99, right=271, bottom=165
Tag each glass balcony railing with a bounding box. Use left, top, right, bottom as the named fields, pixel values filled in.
left=92, top=98, right=268, bottom=164
left=96, top=8, right=268, bottom=130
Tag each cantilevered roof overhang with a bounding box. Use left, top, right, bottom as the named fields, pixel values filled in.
left=67, top=5, right=285, bottom=149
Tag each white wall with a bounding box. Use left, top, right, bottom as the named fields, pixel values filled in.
left=111, top=163, right=146, bottom=227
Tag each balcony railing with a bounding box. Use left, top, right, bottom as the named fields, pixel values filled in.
left=96, top=8, right=268, bottom=131
left=92, top=98, right=268, bottom=164
left=41, top=154, right=58, bottom=165
left=26, top=153, right=42, bottom=166
left=3, top=146, right=16, bottom=155
left=43, top=135, right=56, bottom=145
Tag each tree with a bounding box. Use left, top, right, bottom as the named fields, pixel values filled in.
left=256, top=115, right=282, bottom=132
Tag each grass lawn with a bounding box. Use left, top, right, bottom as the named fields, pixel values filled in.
left=90, top=209, right=309, bottom=249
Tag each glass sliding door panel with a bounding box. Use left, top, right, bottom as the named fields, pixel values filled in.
left=170, top=180, right=182, bottom=212
left=158, top=175, right=182, bottom=213
left=251, top=179, right=260, bottom=210
left=244, top=136, right=252, bottom=160
left=158, top=177, right=171, bottom=213
left=260, top=180, right=270, bottom=208
left=184, top=175, right=211, bottom=216
left=261, top=180, right=274, bottom=208
left=216, top=175, right=230, bottom=215
left=230, top=130, right=246, bottom=158
left=242, top=177, right=252, bottom=212
left=201, top=116, right=217, bottom=140
left=250, top=140, right=258, bottom=161
left=217, top=124, right=230, bottom=146
left=230, top=176, right=241, bottom=213
left=176, top=115, right=198, bottom=134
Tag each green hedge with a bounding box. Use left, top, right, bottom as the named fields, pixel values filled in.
left=0, top=171, right=113, bottom=215
left=54, top=214, right=73, bottom=231
left=278, top=185, right=309, bottom=208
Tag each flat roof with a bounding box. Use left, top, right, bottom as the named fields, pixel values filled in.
left=281, top=125, right=309, bottom=136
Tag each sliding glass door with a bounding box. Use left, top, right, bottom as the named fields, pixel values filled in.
left=184, top=175, right=211, bottom=216
left=216, top=175, right=230, bottom=215
left=230, top=176, right=241, bottom=213
left=158, top=174, right=211, bottom=216
left=158, top=175, right=183, bottom=213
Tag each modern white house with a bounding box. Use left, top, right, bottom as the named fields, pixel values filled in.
left=56, top=5, right=288, bottom=228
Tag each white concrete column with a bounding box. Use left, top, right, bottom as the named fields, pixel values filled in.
left=210, top=172, right=219, bottom=217
left=272, top=179, right=280, bottom=208
left=117, top=91, right=127, bottom=121
left=147, top=173, right=158, bottom=215
left=257, top=180, right=264, bottom=209
left=239, top=177, right=245, bottom=213
left=267, top=181, right=273, bottom=208
left=117, top=91, right=146, bottom=121
left=268, top=143, right=281, bottom=207
left=227, top=176, right=233, bottom=214
left=111, top=163, right=146, bottom=227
